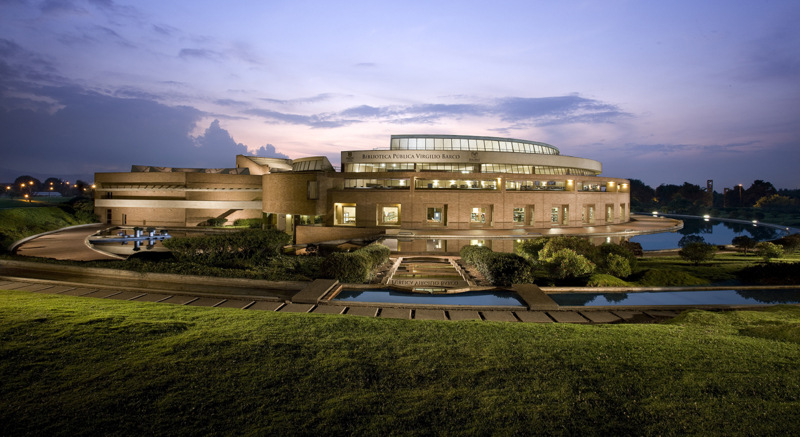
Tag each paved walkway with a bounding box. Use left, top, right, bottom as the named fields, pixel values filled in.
left=13, top=224, right=119, bottom=261
left=0, top=276, right=681, bottom=324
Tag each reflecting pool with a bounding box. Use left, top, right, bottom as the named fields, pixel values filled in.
left=550, top=289, right=800, bottom=307
left=333, top=289, right=526, bottom=306
left=630, top=217, right=787, bottom=251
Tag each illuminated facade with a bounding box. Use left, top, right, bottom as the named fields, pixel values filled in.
left=94, top=134, right=630, bottom=244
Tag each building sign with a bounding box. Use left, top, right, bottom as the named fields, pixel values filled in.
left=388, top=279, right=469, bottom=287
left=356, top=152, right=464, bottom=161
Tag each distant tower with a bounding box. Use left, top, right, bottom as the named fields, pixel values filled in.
left=707, top=180, right=713, bottom=192
left=723, top=187, right=729, bottom=207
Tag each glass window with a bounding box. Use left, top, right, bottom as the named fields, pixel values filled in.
left=343, top=206, right=356, bottom=224
left=381, top=206, right=399, bottom=224
left=426, top=138, right=434, bottom=149
left=391, top=138, right=399, bottom=149
left=550, top=207, right=559, bottom=224
left=606, top=204, right=613, bottom=222
left=434, top=138, right=443, bottom=150
left=471, top=207, right=486, bottom=224
left=562, top=206, right=569, bottom=225
left=443, top=138, right=452, bottom=150
left=426, top=207, right=443, bottom=224
left=513, top=207, right=525, bottom=224
left=399, top=138, right=408, bottom=149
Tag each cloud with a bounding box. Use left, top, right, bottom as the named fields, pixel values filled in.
left=260, top=93, right=345, bottom=105
left=179, top=48, right=223, bottom=61
left=251, top=144, right=289, bottom=159
left=354, top=62, right=376, bottom=67
left=245, top=95, right=631, bottom=129
left=214, top=98, right=250, bottom=107
left=39, top=0, right=86, bottom=16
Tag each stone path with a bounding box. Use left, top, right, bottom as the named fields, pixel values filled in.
left=0, top=277, right=681, bottom=324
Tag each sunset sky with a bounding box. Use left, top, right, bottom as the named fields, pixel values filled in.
left=1, top=0, right=798, bottom=190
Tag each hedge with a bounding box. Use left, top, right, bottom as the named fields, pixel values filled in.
left=319, top=243, right=391, bottom=283
left=163, top=229, right=292, bottom=265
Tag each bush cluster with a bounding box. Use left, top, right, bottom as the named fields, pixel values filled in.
left=233, top=218, right=263, bottom=228
left=459, top=245, right=534, bottom=286
left=320, top=243, right=391, bottom=283
left=737, top=262, right=800, bottom=285
left=755, top=242, right=783, bottom=262
left=678, top=242, right=717, bottom=265
left=163, top=229, right=292, bottom=266
left=515, top=236, right=636, bottom=280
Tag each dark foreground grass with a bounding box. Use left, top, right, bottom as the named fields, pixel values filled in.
left=2, top=291, right=800, bottom=436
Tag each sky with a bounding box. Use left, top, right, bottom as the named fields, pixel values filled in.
left=0, top=0, right=798, bottom=190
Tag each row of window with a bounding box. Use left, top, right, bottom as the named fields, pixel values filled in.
left=340, top=178, right=625, bottom=192
left=331, top=203, right=629, bottom=227
left=391, top=137, right=559, bottom=155
left=342, top=163, right=598, bottom=175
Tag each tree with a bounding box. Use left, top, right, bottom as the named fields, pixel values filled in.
left=755, top=242, right=783, bottom=263
left=678, top=235, right=705, bottom=248
left=732, top=236, right=757, bottom=255
left=678, top=242, right=717, bottom=266
left=744, top=180, right=777, bottom=206
left=629, top=179, right=656, bottom=210
left=776, top=234, right=800, bottom=253
left=755, top=194, right=796, bottom=208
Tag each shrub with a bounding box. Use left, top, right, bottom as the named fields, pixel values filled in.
left=634, top=269, right=709, bottom=286
left=619, top=240, right=643, bottom=257
left=755, top=242, right=784, bottom=262
left=597, top=242, right=637, bottom=271
left=320, top=251, right=372, bottom=283
left=206, top=218, right=227, bottom=227
left=233, top=218, right=263, bottom=228
left=480, top=252, right=534, bottom=286
left=538, top=236, right=597, bottom=260
left=737, top=262, right=800, bottom=285
left=459, top=245, right=494, bottom=266
left=678, top=242, right=717, bottom=266
left=604, top=253, right=632, bottom=278
left=586, top=273, right=631, bottom=287
left=163, top=229, right=292, bottom=265
left=776, top=234, right=800, bottom=253
left=732, top=235, right=757, bottom=255
left=359, top=243, right=391, bottom=268
left=542, top=248, right=595, bottom=280
left=515, top=238, right=549, bottom=262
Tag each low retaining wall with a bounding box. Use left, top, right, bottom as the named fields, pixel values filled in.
left=0, top=259, right=307, bottom=291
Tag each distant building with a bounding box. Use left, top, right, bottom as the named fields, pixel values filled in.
left=33, top=191, right=63, bottom=197
left=94, top=134, right=631, bottom=244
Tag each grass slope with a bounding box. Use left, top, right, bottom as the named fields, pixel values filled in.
left=2, top=290, right=800, bottom=436
left=0, top=206, right=90, bottom=249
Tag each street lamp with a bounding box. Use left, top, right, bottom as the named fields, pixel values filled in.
left=738, top=184, right=743, bottom=206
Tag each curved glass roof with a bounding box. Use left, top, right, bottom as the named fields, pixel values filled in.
left=390, top=135, right=559, bottom=155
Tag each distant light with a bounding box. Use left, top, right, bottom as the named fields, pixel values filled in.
left=703, top=215, right=710, bottom=219
left=606, top=237, right=611, bottom=243
left=752, top=220, right=758, bottom=224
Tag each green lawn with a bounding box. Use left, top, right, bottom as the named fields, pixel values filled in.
left=2, top=290, right=800, bottom=436
left=635, top=252, right=800, bottom=285
left=0, top=197, right=72, bottom=209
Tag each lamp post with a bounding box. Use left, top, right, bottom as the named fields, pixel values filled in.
left=738, top=184, right=743, bottom=207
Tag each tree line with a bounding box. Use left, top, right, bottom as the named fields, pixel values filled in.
left=630, top=179, right=800, bottom=216
left=3, top=175, right=93, bottom=198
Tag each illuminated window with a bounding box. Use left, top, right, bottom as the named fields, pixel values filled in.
left=513, top=207, right=525, bottom=224
left=551, top=207, right=559, bottom=224
left=335, top=203, right=357, bottom=226
left=471, top=207, right=486, bottom=224
left=380, top=206, right=400, bottom=225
